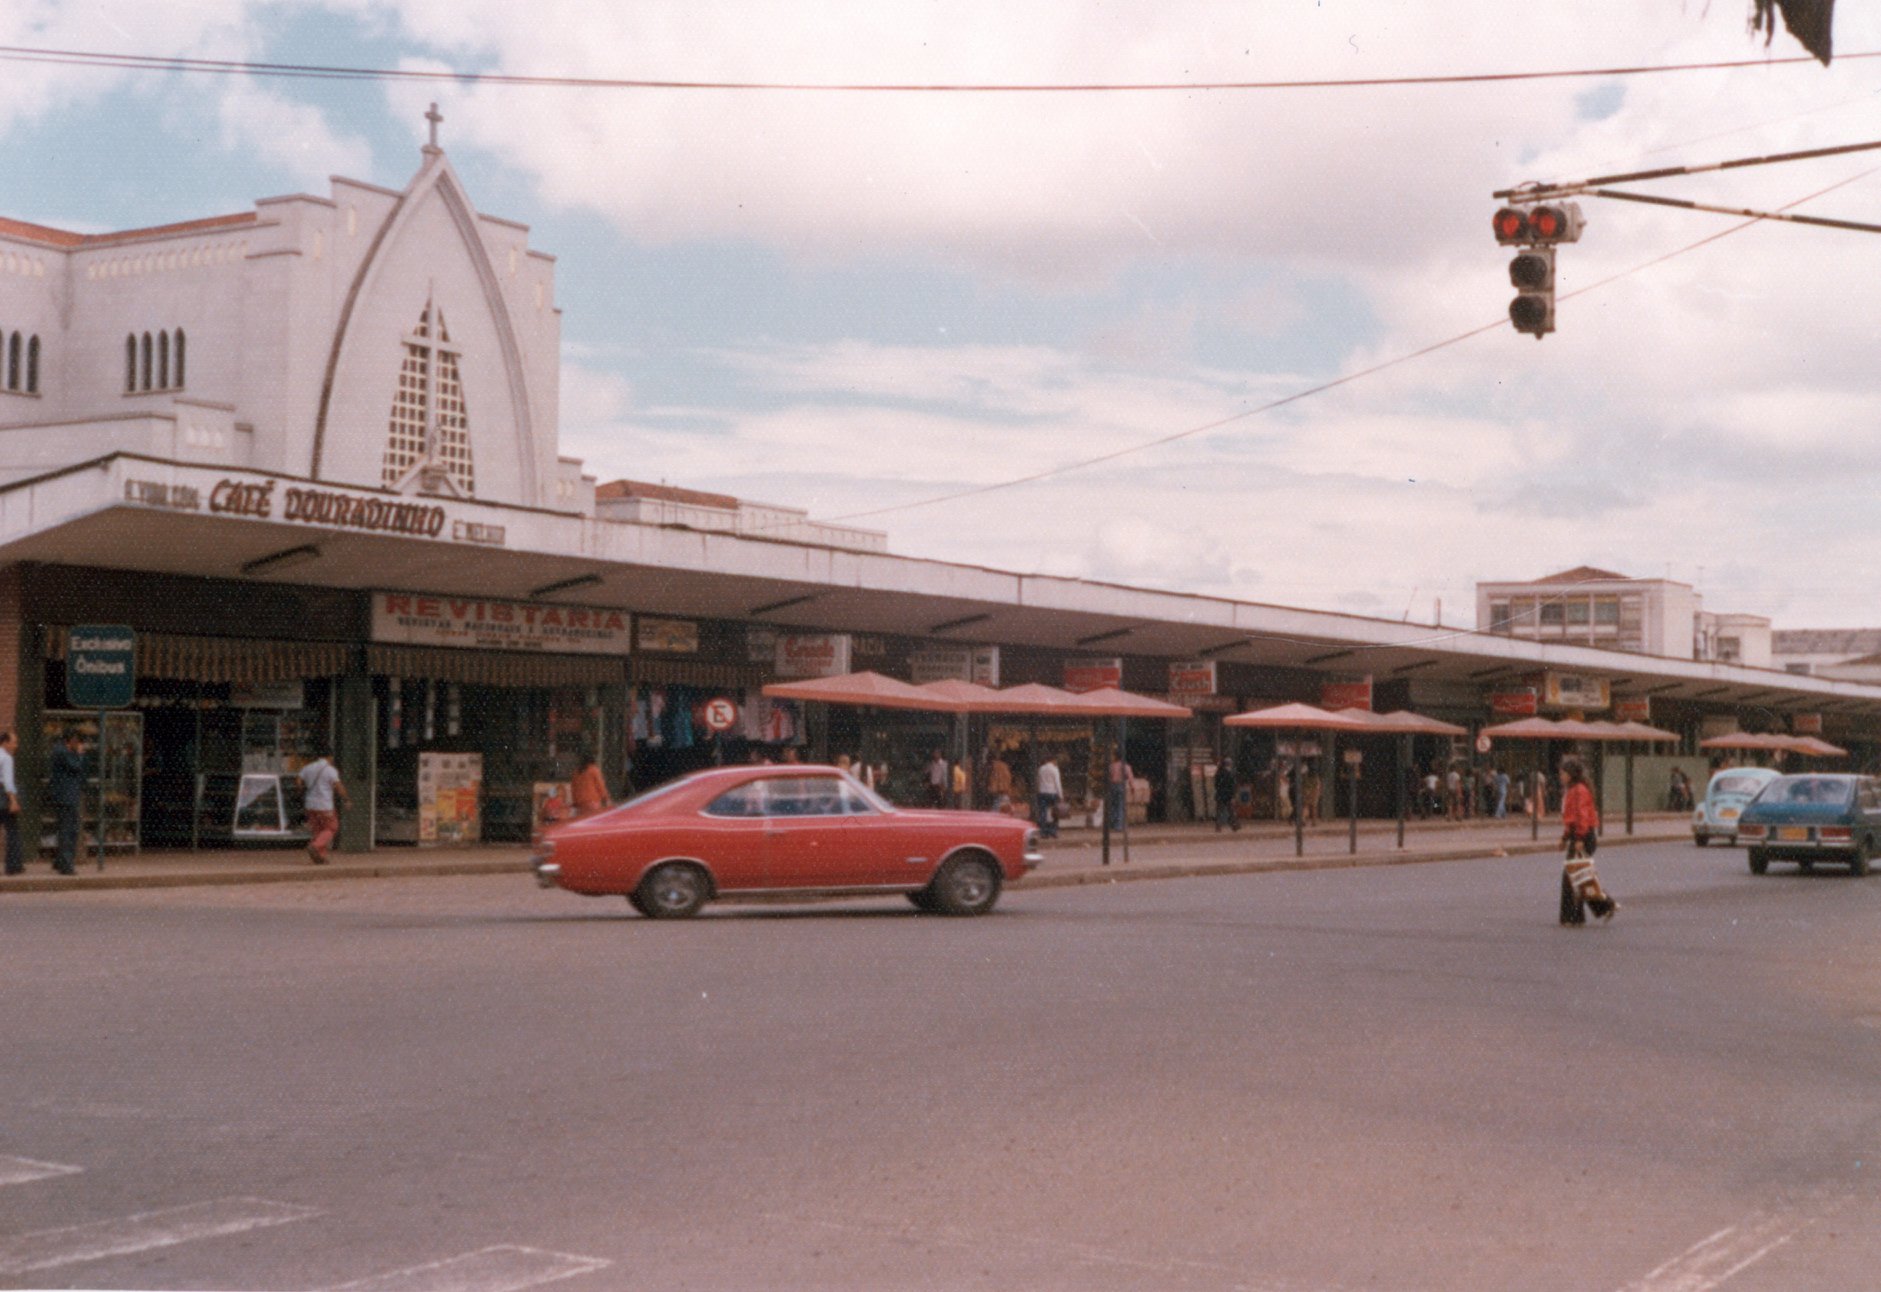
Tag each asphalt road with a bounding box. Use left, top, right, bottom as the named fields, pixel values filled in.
left=3, top=840, right=1879, bottom=1292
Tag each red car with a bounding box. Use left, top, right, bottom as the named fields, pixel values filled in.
left=531, top=764, right=1042, bottom=918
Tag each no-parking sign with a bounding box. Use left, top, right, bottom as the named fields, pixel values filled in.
left=700, top=696, right=740, bottom=734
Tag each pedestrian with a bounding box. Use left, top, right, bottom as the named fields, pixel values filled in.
left=1494, top=766, right=1511, bottom=819
left=0, top=730, right=20, bottom=876
left=570, top=748, right=611, bottom=818
left=1106, top=747, right=1133, bottom=832
left=1214, top=758, right=1241, bottom=833
left=298, top=747, right=348, bottom=865
left=1421, top=765, right=1441, bottom=819
left=926, top=749, right=949, bottom=808
left=49, top=726, right=87, bottom=876
left=1445, top=763, right=1463, bottom=821
left=950, top=758, right=968, bottom=809
left=1558, top=755, right=1617, bottom=924
left=985, top=750, right=1014, bottom=813
left=1034, top=755, right=1062, bottom=839
left=1274, top=758, right=1293, bottom=821
left=1300, top=763, right=1322, bottom=827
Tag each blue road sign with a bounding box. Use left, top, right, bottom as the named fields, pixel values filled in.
left=67, top=625, right=136, bottom=709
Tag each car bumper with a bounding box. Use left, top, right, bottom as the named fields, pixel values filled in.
left=533, top=861, right=562, bottom=889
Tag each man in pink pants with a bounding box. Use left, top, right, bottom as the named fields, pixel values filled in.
left=298, top=748, right=348, bottom=864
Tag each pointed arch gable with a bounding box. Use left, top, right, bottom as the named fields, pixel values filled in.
left=311, top=156, right=539, bottom=502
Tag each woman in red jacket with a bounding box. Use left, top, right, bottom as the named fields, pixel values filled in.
left=1558, top=755, right=1617, bottom=924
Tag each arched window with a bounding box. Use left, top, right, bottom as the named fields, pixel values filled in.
left=25, top=336, right=38, bottom=394
left=174, top=329, right=185, bottom=388
left=5, top=332, right=18, bottom=391
left=157, top=331, right=169, bottom=389
left=140, top=333, right=152, bottom=391
left=126, top=335, right=137, bottom=392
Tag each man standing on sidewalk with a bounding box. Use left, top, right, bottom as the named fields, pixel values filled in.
left=0, top=730, right=20, bottom=875
left=299, top=749, right=349, bottom=865
left=1034, top=755, right=1062, bottom=839
left=48, top=727, right=86, bottom=876
left=1214, top=758, right=1241, bottom=833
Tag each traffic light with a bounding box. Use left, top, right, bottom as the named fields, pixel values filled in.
left=1492, top=199, right=1583, bottom=338
left=1508, top=246, right=1555, bottom=338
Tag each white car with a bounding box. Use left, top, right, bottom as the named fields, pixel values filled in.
left=1692, top=767, right=1781, bottom=846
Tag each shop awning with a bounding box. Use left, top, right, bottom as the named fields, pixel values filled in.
left=760, top=671, right=950, bottom=712
left=366, top=643, right=623, bottom=688
left=47, top=629, right=349, bottom=686
left=992, top=683, right=1089, bottom=715
left=917, top=679, right=1009, bottom=713
left=1331, top=707, right=1469, bottom=736
left=1225, top=702, right=1374, bottom=731
left=1064, top=687, right=1193, bottom=719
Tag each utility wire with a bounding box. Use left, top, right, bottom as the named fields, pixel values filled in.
left=1, top=43, right=1877, bottom=93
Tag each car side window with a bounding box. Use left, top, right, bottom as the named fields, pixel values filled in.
left=766, top=776, right=846, bottom=818
left=838, top=781, right=882, bottom=816
left=703, top=782, right=767, bottom=818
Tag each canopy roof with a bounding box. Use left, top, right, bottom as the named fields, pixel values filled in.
left=917, top=678, right=1009, bottom=713
left=1064, top=687, right=1193, bottom=719
left=1331, top=707, right=1469, bottom=736
left=1226, top=702, right=1375, bottom=732
left=1482, top=717, right=1579, bottom=741
left=761, top=670, right=949, bottom=712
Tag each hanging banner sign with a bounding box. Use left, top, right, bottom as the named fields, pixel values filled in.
left=637, top=617, right=699, bottom=654
left=1064, top=658, right=1124, bottom=693
left=1490, top=688, right=1539, bottom=717
left=1318, top=674, right=1373, bottom=711
left=1793, top=713, right=1824, bottom=735
left=1542, top=671, right=1610, bottom=710
left=1613, top=697, right=1652, bottom=723
left=372, top=592, right=630, bottom=655
left=1167, top=660, right=1218, bottom=698
left=910, top=645, right=1002, bottom=686
left=775, top=633, right=853, bottom=679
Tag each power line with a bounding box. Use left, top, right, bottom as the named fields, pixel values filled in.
left=1, top=43, right=1877, bottom=93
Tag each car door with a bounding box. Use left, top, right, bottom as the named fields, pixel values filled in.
left=762, top=774, right=870, bottom=888
left=1860, top=779, right=1881, bottom=849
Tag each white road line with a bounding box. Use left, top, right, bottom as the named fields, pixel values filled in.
left=0, top=1196, right=317, bottom=1275
left=1617, top=1210, right=1814, bottom=1292
left=319, top=1245, right=610, bottom=1292
left=0, top=1155, right=82, bottom=1187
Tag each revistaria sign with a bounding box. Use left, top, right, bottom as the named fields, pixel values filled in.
left=372, top=592, right=630, bottom=655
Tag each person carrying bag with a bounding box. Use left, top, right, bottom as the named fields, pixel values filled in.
left=1557, top=755, right=1616, bottom=924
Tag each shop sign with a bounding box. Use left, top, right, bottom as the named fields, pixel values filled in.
left=67, top=625, right=136, bottom=709
left=1168, top=660, right=1217, bottom=698
left=1490, top=688, right=1539, bottom=717
left=776, top=633, right=852, bottom=678
left=123, top=474, right=506, bottom=547
left=1064, top=658, right=1123, bottom=693
left=372, top=592, right=630, bottom=655
left=1794, top=713, right=1824, bottom=735
left=910, top=644, right=1001, bottom=686
left=1542, top=671, right=1610, bottom=710
left=1319, top=674, right=1373, bottom=711
left=638, top=617, right=699, bottom=654
left=1613, top=697, right=1652, bottom=723
left=230, top=680, right=306, bottom=710
left=746, top=627, right=778, bottom=664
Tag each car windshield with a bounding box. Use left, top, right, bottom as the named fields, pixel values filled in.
left=1711, top=773, right=1771, bottom=797
left=608, top=776, right=709, bottom=816
left=1763, top=778, right=1853, bottom=806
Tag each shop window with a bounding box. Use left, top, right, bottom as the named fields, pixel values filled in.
left=1564, top=601, right=1590, bottom=625
left=1538, top=603, right=1565, bottom=625
left=1594, top=597, right=1620, bottom=624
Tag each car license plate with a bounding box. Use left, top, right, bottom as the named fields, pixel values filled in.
left=1778, top=826, right=1809, bottom=842
left=1720, top=808, right=1739, bottom=820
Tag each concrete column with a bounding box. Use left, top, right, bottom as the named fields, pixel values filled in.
left=335, top=662, right=375, bottom=854
left=599, top=681, right=629, bottom=795
left=14, top=618, right=45, bottom=853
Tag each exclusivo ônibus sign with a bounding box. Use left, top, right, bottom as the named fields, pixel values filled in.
left=67, top=625, right=136, bottom=708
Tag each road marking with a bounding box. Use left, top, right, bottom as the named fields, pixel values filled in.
left=1617, top=1209, right=1816, bottom=1292
left=0, top=1197, right=317, bottom=1275
left=320, top=1245, right=611, bottom=1292
left=0, top=1155, right=82, bottom=1187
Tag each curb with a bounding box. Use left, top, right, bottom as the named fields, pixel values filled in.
left=0, top=831, right=1682, bottom=895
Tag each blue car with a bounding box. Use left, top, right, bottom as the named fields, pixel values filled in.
left=1737, top=774, right=1881, bottom=876
left=1691, top=767, right=1780, bottom=846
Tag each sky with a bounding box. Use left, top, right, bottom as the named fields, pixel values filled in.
left=3, top=2, right=1879, bottom=630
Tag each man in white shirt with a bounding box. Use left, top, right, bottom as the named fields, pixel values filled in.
left=0, top=730, right=19, bottom=875
left=298, top=749, right=349, bottom=864
left=1034, top=756, right=1063, bottom=840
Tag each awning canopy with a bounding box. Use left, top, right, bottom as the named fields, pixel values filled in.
left=1226, top=702, right=1375, bottom=732
left=1063, top=687, right=1193, bottom=719
left=1332, top=707, right=1469, bottom=736
left=761, top=671, right=949, bottom=712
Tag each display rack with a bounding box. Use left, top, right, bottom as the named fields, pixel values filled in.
left=41, top=709, right=143, bottom=854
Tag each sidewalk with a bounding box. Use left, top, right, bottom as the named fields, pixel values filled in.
left=0, top=812, right=1691, bottom=895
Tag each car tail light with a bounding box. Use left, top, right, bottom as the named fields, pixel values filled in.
left=1738, top=824, right=1766, bottom=839
left=1821, top=826, right=1853, bottom=841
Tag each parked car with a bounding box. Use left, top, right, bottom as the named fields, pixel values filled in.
left=1692, top=766, right=1781, bottom=846
left=1736, top=774, right=1881, bottom=876
left=531, top=764, right=1042, bottom=917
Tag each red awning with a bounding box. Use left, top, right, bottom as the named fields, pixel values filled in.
left=761, top=671, right=959, bottom=712
left=1226, top=702, right=1375, bottom=732
left=916, top=678, right=1010, bottom=713
left=1062, top=687, right=1193, bottom=719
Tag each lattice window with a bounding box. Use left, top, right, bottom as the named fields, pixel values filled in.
left=381, top=302, right=474, bottom=494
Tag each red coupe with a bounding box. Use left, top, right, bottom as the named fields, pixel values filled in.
left=531, top=764, right=1042, bottom=918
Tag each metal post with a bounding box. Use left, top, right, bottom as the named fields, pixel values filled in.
left=1100, top=725, right=1111, bottom=867
left=1120, top=716, right=1131, bottom=865
left=1532, top=763, right=1542, bottom=841
left=1395, top=733, right=1407, bottom=850
left=1292, top=739, right=1304, bottom=857
left=94, top=707, right=106, bottom=872
left=1625, top=740, right=1636, bottom=835
left=1343, top=735, right=1356, bottom=854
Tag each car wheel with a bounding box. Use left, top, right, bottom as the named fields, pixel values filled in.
left=1853, top=839, right=1872, bottom=878
left=1799, top=860, right=1815, bottom=874
left=627, top=889, right=653, bottom=917
left=926, top=852, right=1002, bottom=916
left=1748, top=849, right=1768, bottom=876
left=635, top=862, right=710, bottom=919
left=906, top=891, right=939, bottom=913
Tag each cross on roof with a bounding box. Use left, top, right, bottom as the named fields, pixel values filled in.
left=424, top=103, right=443, bottom=152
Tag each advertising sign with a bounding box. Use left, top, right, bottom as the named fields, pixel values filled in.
left=418, top=752, right=482, bottom=845
left=1542, top=671, right=1611, bottom=710
left=1167, top=660, right=1218, bottom=698
left=910, top=644, right=1001, bottom=687
left=67, top=625, right=136, bottom=709
left=1489, top=688, right=1539, bottom=717
left=775, top=633, right=853, bottom=679
left=1613, top=697, right=1652, bottom=723
left=1064, top=658, right=1124, bottom=693
left=1793, top=713, right=1824, bottom=735
left=637, top=617, right=699, bottom=654
left=1318, top=674, right=1373, bottom=711
left=372, top=593, right=630, bottom=655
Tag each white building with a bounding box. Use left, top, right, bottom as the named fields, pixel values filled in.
left=0, top=111, right=577, bottom=511
left=1476, top=566, right=1769, bottom=665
